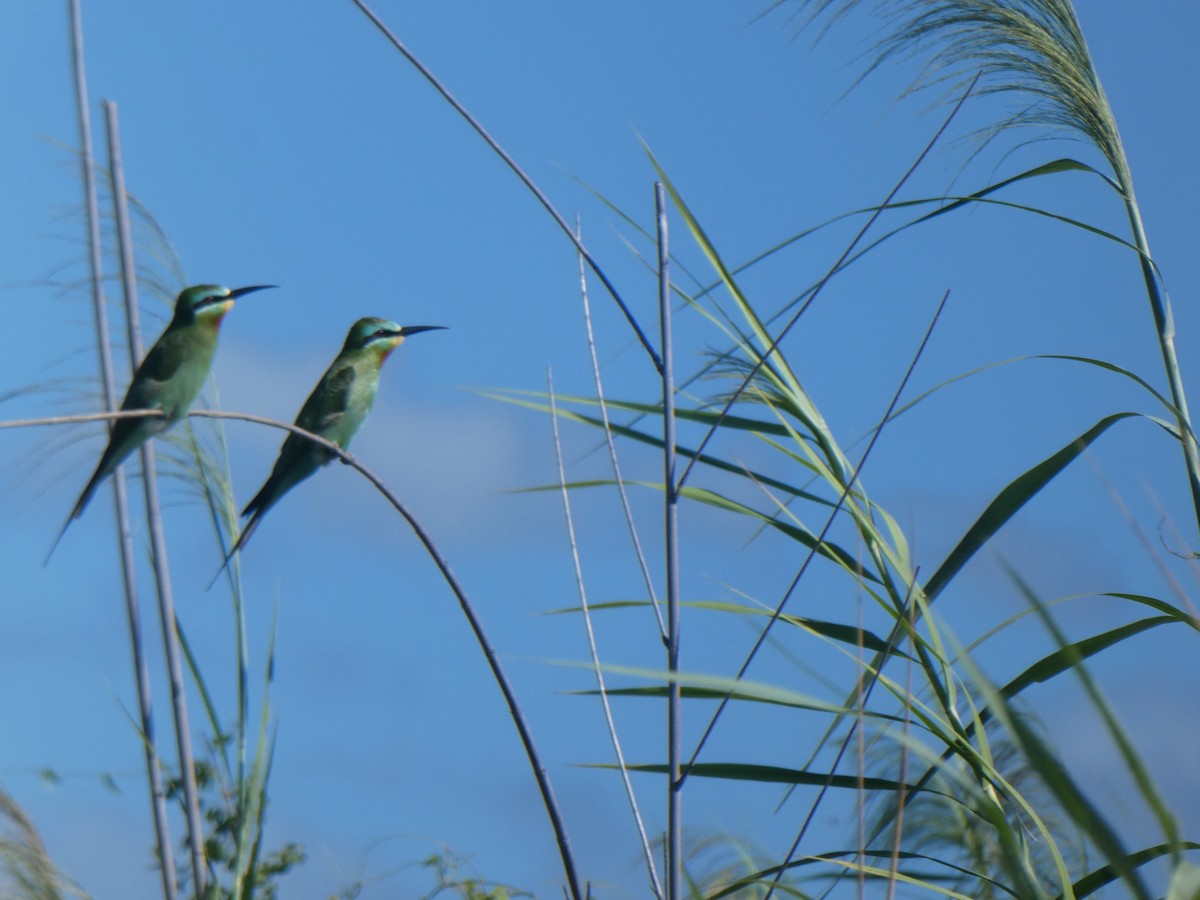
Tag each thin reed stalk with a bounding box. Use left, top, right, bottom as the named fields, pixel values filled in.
left=98, top=103, right=206, bottom=896
left=68, top=4, right=180, bottom=895
left=101, top=99, right=178, bottom=900
left=884, top=601, right=917, bottom=900
left=654, top=183, right=682, bottom=900
left=574, top=223, right=665, bottom=896
left=549, top=370, right=662, bottom=900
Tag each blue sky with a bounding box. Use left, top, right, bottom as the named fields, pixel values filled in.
left=2, top=2, right=1199, bottom=897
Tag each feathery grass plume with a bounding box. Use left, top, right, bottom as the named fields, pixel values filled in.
left=0, top=785, right=89, bottom=900
left=768, top=0, right=1200, bottom=543
left=772, top=0, right=1121, bottom=164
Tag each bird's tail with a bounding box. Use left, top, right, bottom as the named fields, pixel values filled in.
left=44, top=514, right=75, bottom=566
left=206, top=511, right=264, bottom=591
left=43, top=477, right=101, bottom=565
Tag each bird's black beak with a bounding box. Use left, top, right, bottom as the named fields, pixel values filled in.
left=399, top=325, right=447, bottom=337
left=228, top=284, right=277, bottom=300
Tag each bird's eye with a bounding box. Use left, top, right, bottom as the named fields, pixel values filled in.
left=372, top=329, right=391, bottom=338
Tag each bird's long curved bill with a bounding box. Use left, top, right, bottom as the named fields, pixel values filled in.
left=228, top=284, right=278, bottom=300
left=400, top=325, right=447, bottom=337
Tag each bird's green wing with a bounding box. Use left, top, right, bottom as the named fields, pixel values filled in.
left=122, top=330, right=190, bottom=410
left=242, top=359, right=357, bottom=518
left=296, top=361, right=356, bottom=437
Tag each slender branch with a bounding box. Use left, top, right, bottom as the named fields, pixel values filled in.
left=0, top=410, right=167, bottom=430
left=349, top=0, right=663, bottom=375
left=102, top=98, right=179, bottom=899
left=549, top=370, right=663, bottom=900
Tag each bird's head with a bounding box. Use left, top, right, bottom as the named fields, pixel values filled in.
left=172, top=284, right=276, bottom=327
left=343, top=317, right=446, bottom=362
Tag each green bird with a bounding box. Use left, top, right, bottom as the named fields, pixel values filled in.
left=50, top=283, right=274, bottom=557
left=219, top=316, right=444, bottom=570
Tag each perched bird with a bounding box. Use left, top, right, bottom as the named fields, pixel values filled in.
left=50, top=283, right=274, bottom=557
left=218, top=317, right=444, bottom=572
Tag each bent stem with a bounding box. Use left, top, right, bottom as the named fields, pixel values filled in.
left=14, top=406, right=587, bottom=898
left=200, top=412, right=584, bottom=899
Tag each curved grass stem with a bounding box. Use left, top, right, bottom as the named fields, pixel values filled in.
left=6, top=406, right=586, bottom=900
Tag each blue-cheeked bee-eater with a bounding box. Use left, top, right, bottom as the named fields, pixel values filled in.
left=49, top=283, right=274, bottom=557
left=219, top=316, right=444, bottom=570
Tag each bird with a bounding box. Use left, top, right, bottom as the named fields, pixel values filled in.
left=215, top=317, right=444, bottom=578
left=49, top=283, right=275, bottom=558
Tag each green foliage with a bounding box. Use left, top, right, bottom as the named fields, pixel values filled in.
left=522, top=80, right=1200, bottom=892
left=415, top=852, right=532, bottom=900
left=164, top=755, right=304, bottom=900
left=328, top=849, right=531, bottom=900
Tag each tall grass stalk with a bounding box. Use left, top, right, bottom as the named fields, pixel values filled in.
left=670, top=75, right=973, bottom=498
left=100, top=99, right=178, bottom=900
left=97, top=105, right=207, bottom=896
left=66, top=5, right=180, bottom=895
left=655, top=182, right=684, bottom=900
left=549, top=370, right=663, bottom=899
left=573, top=227, right=665, bottom=897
